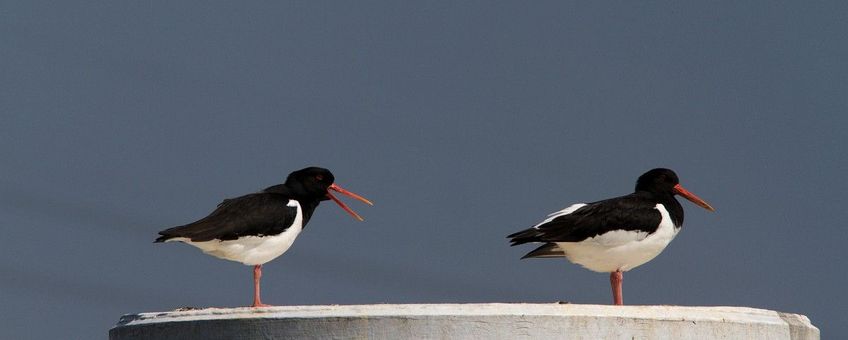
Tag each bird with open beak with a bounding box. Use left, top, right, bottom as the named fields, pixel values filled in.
left=156, top=167, right=372, bottom=307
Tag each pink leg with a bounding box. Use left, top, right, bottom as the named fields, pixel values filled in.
left=610, top=270, right=623, bottom=305
left=252, top=265, right=271, bottom=307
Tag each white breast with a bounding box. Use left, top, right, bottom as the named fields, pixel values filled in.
left=170, top=200, right=304, bottom=266
left=555, top=203, right=679, bottom=273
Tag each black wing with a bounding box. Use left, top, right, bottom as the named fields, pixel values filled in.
left=508, top=193, right=662, bottom=246
left=155, top=193, right=297, bottom=242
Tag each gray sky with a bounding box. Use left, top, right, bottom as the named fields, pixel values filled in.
left=2, top=2, right=846, bottom=338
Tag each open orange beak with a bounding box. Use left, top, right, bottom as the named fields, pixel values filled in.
left=327, top=183, right=373, bottom=221
left=673, top=184, right=715, bottom=212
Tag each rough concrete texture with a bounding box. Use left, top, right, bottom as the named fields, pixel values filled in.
left=110, top=303, right=819, bottom=340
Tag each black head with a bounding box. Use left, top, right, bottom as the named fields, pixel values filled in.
left=635, top=168, right=680, bottom=194
left=282, top=166, right=373, bottom=221
left=636, top=168, right=715, bottom=212
left=284, top=167, right=336, bottom=201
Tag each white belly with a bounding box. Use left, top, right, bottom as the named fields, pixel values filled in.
left=170, top=200, right=304, bottom=266
left=556, top=204, right=679, bottom=273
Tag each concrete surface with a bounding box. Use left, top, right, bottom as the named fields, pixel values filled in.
left=110, top=303, right=819, bottom=340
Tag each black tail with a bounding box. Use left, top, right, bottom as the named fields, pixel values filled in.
left=506, top=227, right=544, bottom=246
left=521, top=243, right=565, bottom=259
left=154, top=224, right=186, bottom=243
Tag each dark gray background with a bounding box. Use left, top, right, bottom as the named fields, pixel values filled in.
left=2, top=2, right=845, bottom=339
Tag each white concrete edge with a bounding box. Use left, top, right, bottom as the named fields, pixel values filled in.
left=114, top=303, right=816, bottom=331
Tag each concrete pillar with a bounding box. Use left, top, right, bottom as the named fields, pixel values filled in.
left=110, top=303, right=819, bottom=340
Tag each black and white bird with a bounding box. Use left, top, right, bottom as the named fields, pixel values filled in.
left=507, top=168, right=714, bottom=305
left=156, top=167, right=372, bottom=307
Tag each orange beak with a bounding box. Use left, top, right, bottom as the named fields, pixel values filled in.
left=327, top=183, right=373, bottom=221
left=673, top=184, right=715, bottom=212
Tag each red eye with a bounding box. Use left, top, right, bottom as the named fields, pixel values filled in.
left=315, top=175, right=324, bottom=181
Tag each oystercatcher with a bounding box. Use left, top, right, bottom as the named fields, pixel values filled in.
left=155, top=167, right=372, bottom=307
left=507, top=168, right=714, bottom=305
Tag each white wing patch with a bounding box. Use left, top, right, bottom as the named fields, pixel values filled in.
left=532, top=203, right=587, bottom=229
